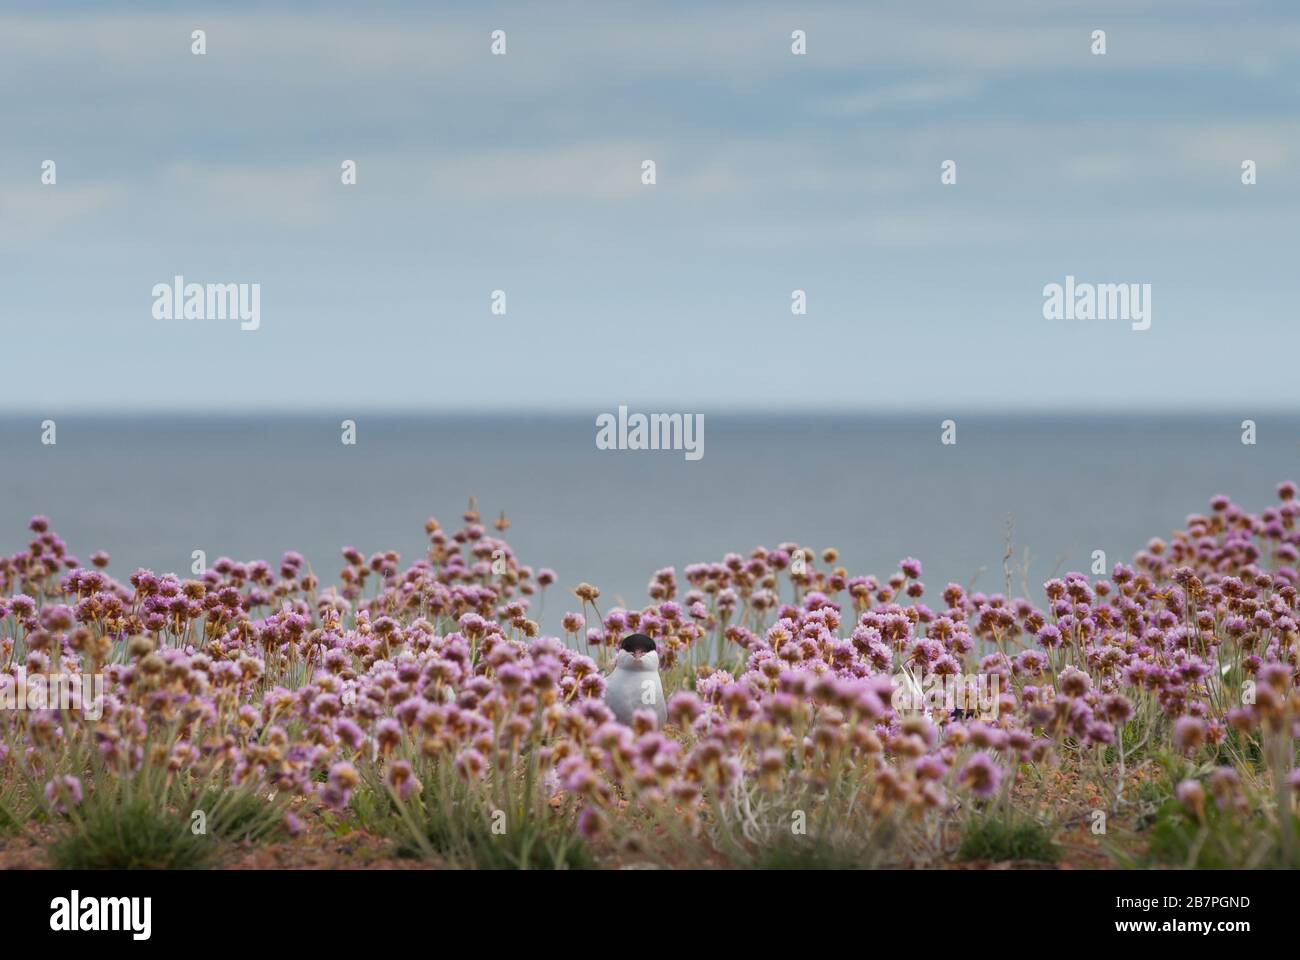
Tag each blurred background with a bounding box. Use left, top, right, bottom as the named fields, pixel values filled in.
left=1, top=1, right=1296, bottom=625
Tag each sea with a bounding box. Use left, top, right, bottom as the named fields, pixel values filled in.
left=2, top=414, right=1296, bottom=632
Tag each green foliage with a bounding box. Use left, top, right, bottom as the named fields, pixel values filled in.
left=958, top=814, right=1060, bottom=864
left=1142, top=800, right=1300, bottom=869
left=393, top=796, right=593, bottom=869
left=188, top=783, right=289, bottom=844
left=48, top=790, right=214, bottom=869
left=0, top=782, right=34, bottom=834
left=748, top=834, right=866, bottom=870
left=376, top=761, right=592, bottom=870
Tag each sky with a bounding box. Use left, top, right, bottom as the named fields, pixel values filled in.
left=1, top=0, right=1298, bottom=414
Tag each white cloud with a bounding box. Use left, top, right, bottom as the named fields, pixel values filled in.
left=814, top=79, right=979, bottom=118
left=0, top=183, right=123, bottom=248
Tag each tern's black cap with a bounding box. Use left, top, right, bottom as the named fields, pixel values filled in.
left=621, top=633, right=656, bottom=655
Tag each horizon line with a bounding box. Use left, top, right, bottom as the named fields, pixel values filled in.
left=1, top=406, right=1295, bottom=420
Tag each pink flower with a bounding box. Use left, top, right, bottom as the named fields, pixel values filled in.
left=44, top=775, right=83, bottom=814
left=958, top=752, right=1002, bottom=799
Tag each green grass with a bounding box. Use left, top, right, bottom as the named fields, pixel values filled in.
left=957, top=814, right=1060, bottom=864
left=748, top=835, right=868, bottom=870
left=373, top=764, right=593, bottom=870
left=1142, top=800, right=1300, bottom=869
left=392, top=799, right=594, bottom=869
left=0, top=795, right=29, bottom=834
left=188, top=784, right=289, bottom=844
left=0, top=772, right=35, bottom=834
left=48, top=792, right=214, bottom=869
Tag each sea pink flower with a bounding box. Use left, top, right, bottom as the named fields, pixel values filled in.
left=958, top=752, right=1001, bottom=799
left=44, top=775, right=83, bottom=813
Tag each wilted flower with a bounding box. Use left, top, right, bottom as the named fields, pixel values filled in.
left=1176, top=779, right=1206, bottom=820
left=386, top=760, right=420, bottom=799
left=958, top=752, right=1002, bottom=799
left=44, top=775, right=83, bottom=814
left=455, top=748, right=487, bottom=781
left=329, top=762, right=359, bottom=792
left=1172, top=716, right=1207, bottom=754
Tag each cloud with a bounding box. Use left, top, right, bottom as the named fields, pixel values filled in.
left=0, top=183, right=123, bottom=248
left=814, top=79, right=979, bottom=118
left=0, top=0, right=1297, bottom=411
left=159, top=163, right=337, bottom=227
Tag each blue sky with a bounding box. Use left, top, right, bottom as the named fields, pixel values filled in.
left=1, top=0, right=1297, bottom=413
